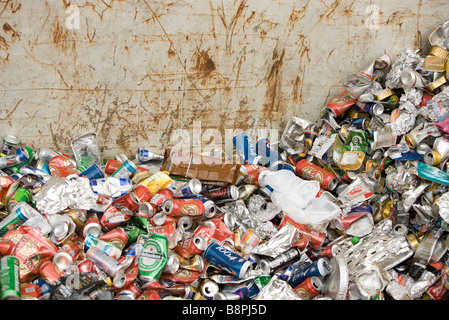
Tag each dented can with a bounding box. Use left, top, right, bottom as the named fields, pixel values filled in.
left=295, top=159, right=338, bottom=191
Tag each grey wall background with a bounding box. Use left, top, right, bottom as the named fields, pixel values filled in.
left=0, top=0, right=447, bottom=159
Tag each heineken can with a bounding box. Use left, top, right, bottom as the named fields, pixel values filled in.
left=138, top=234, right=168, bottom=282
left=0, top=256, right=20, bottom=300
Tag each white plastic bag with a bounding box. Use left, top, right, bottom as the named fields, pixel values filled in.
left=263, top=170, right=341, bottom=225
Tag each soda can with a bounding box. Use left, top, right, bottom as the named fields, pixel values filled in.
left=63, top=208, right=87, bottom=231
left=6, top=187, right=32, bottom=212
left=287, top=257, right=332, bottom=288
left=203, top=242, right=251, bottom=279
left=255, top=138, right=284, bottom=171
left=86, top=246, right=125, bottom=277
left=0, top=256, right=20, bottom=300
left=0, top=135, right=19, bottom=157
left=0, top=202, right=38, bottom=237
left=79, top=163, right=104, bottom=180
left=136, top=148, right=164, bottom=163
left=240, top=164, right=270, bottom=187
left=295, top=159, right=338, bottom=191
left=110, top=159, right=137, bottom=179
left=232, top=133, right=262, bottom=165
left=138, top=234, right=168, bottom=282
left=293, top=276, right=323, bottom=300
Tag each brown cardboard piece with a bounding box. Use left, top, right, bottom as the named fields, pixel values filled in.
left=161, top=149, right=242, bottom=186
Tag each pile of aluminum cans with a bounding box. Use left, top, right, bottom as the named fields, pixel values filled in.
left=1, top=20, right=449, bottom=301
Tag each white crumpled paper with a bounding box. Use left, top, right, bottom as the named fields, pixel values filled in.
left=263, top=170, right=341, bottom=225
left=34, top=175, right=97, bottom=215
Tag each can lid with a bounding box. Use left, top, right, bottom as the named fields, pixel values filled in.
left=327, top=177, right=338, bottom=191
left=259, top=259, right=271, bottom=275
left=204, top=201, right=216, bottom=219
left=138, top=202, right=155, bottom=218
left=83, top=223, right=101, bottom=238
left=201, top=280, right=219, bottom=298
left=54, top=221, right=69, bottom=241
left=177, top=216, right=193, bottom=230
left=152, top=212, right=167, bottom=226
left=193, top=236, right=207, bottom=251
left=189, top=179, right=202, bottom=195
left=3, top=135, right=19, bottom=145
left=53, top=251, right=73, bottom=270
left=229, top=185, right=239, bottom=200
left=373, top=103, right=384, bottom=116
left=166, top=253, right=180, bottom=273
left=162, top=199, right=174, bottom=215
left=238, top=260, right=251, bottom=279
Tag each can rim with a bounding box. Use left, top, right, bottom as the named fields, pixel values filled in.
left=189, top=179, right=202, bottom=195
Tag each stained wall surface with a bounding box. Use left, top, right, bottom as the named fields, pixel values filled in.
left=0, top=0, right=447, bottom=158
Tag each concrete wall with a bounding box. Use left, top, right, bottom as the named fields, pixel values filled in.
left=0, top=0, right=447, bottom=159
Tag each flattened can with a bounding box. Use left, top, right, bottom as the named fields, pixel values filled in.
left=203, top=242, right=251, bottom=279
left=295, top=159, right=338, bottom=191
left=287, top=257, right=331, bottom=288
left=0, top=256, right=20, bottom=300
left=111, top=159, right=137, bottom=179
left=138, top=234, right=168, bottom=282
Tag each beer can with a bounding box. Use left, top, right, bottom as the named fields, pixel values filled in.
left=293, top=276, right=323, bottom=300
left=325, top=90, right=358, bottom=117
left=424, top=150, right=444, bottom=166
left=232, top=133, right=262, bottom=165
left=0, top=256, right=20, bottom=300
left=287, top=257, right=332, bottom=288
left=162, top=198, right=206, bottom=217
left=295, top=159, right=338, bottom=191
left=201, top=185, right=239, bottom=202
left=203, top=242, right=251, bottom=279
left=138, top=234, right=168, bottom=282
left=355, top=102, right=384, bottom=116
left=214, top=292, right=242, bottom=300
left=39, top=261, right=63, bottom=284
left=111, top=159, right=137, bottom=179
left=255, top=138, right=284, bottom=171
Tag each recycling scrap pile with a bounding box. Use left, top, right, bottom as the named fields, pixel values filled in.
left=2, top=22, right=449, bottom=301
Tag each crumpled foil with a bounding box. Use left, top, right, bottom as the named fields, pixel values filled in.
left=386, top=162, right=419, bottom=193
left=255, top=276, right=301, bottom=300
left=400, top=87, right=424, bottom=107
left=436, top=191, right=449, bottom=224
left=390, top=101, right=419, bottom=136
left=251, top=223, right=298, bottom=258
left=386, top=269, right=437, bottom=300
left=419, top=86, right=449, bottom=122
left=34, top=176, right=98, bottom=214
left=385, top=49, right=424, bottom=89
